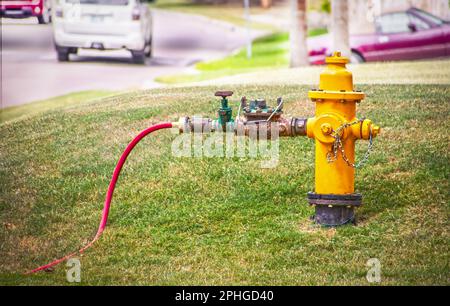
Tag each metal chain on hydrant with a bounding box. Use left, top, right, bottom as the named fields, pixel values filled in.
left=326, top=118, right=374, bottom=168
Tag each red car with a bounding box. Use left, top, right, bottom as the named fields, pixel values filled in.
left=308, top=7, right=450, bottom=64
left=0, top=0, right=51, bottom=24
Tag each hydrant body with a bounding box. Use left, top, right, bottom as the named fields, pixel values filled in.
left=306, top=52, right=380, bottom=225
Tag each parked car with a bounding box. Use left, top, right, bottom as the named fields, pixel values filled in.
left=52, top=0, right=152, bottom=64
left=308, top=7, right=450, bottom=64
left=0, top=0, right=52, bottom=24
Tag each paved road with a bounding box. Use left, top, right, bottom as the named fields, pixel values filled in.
left=1, top=10, right=261, bottom=107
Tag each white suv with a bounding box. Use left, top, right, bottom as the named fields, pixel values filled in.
left=52, top=0, right=152, bottom=64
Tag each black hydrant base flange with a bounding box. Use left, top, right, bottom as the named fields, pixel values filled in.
left=307, top=192, right=363, bottom=226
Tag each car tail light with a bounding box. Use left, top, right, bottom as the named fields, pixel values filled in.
left=309, top=48, right=327, bottom=56
left=132, top=8, right=140, bottom=20
left=55, top=7, right=63, bottom=18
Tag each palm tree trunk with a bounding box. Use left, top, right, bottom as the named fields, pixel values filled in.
left=331, top=0, right=351, bottom=57
left=260, top=0, right=272, bottom=9
left=290, top=0, right=309, bottom=67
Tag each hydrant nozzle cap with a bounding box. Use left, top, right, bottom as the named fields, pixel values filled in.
left=372, top=125, right=381, bottom=137
left=325, top=51, right=349, bottom=65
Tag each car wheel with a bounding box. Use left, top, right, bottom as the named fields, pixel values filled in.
left=38, top=0, right=51, bottom=24
left=350, top=51, right=365, bottom=64
left=56, top=49, right=70, bottom=62
left=145, top=37, right=152, bottom=58
left=69, top=47, right=78, bottom=55
left=131, top=50, right=146, bottom=64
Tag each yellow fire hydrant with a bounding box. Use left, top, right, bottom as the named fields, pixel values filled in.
left=306, top=52, right=380, bottom=225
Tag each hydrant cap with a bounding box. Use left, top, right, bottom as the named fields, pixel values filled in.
left=325, top=51, right=349, bottom=65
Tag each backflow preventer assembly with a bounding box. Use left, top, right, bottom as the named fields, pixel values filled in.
left=29, top=52, right=380, bottom=274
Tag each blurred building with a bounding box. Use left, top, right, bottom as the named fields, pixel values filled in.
left=349, top=0, right=450, bottom=34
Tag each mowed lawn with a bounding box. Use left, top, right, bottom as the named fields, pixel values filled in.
left=0, top=83, right=449, bottom=285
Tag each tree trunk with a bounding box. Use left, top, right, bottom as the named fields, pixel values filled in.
left=290, top=0, right=309, bottom=67
left=331, top=0, right=351, bottom=57
left=260, top=0, right=272, bottom=9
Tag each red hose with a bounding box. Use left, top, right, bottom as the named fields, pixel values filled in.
left=26, top=122, right=173, bottom=274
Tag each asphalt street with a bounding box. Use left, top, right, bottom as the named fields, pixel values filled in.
left=1, top=9, right=261, bottom=107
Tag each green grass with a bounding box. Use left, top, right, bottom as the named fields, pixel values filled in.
left=0, top=90, right=116, bottom=124
left=157, top=30, right=327, bottom=84
left=0, top=82, right=449, bottom=285
left=197, top=33, right=289, bottom=71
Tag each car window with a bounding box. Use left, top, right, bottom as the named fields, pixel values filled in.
left=412, top=9, right=445, bottom=26
left=376, top=13, right=410, bottom=34
left=408, top=13, right=431, bottom=30
left=65, top=0, right=129, bottom=5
